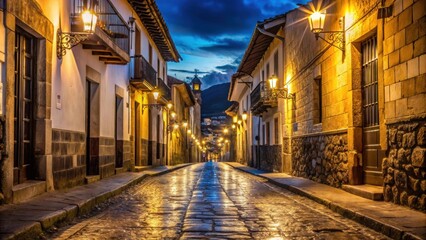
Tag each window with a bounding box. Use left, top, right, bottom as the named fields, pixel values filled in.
left=274, top=118, right=279, bottom=144
left=262, top=124, right=265, bottom=145
left=163, top=66, right=166, bottom=80
left=157, top=58, right=160, bottom=78
left=266, top=63, right=270, bottom=79
left=362, top=36, right=378, bottom=127
left=313, top=77, right=322, bottom=124
left=274, top=51, right=279, bottom=75
left=266, top=122, right=270, bottom=145
left=148, top=43, right=153, bottom=65
left=262, top=70, right=265, bottom=82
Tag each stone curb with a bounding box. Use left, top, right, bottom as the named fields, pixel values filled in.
left=7, top=163, right=193, bottom=240
left=225, top=163, right=423, bottom=240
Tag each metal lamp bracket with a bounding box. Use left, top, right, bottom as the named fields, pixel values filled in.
left=57, top=29, right=91, bottom=59
left=314, top=16, right=345, bottom=53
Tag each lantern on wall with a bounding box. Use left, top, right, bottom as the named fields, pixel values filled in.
left=152, top=88, right=160, bottom=100
left=309, top=11, right=326, bottom=34
left=268, top=74, right=278, bottom=89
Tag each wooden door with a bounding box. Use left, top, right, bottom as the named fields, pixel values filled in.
left=362, top=36, right=383, bottom=185
left=13, top=29, right=36, bottom=184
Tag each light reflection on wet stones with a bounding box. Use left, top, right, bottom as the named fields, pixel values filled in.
left=52, top=163, right=390, bottom=239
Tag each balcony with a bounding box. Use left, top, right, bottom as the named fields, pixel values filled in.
left=158, top=78, right=171, bottom=101
left=130, top=55, right=157, bottom=90
left=250, top=82, right=277, bottom=116
left=71, top=0, right=130, bottom=64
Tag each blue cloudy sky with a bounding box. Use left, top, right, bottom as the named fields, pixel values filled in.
left=156, top=0, right=308, bottom=89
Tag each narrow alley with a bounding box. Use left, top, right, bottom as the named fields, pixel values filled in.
left=50, top=163, right=389, bottom=239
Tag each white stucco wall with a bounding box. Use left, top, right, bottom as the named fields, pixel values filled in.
left=45, top=0, right=168, bottom=141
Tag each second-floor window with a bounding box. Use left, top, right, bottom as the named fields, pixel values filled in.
left=149, top=43, right=153, bottom=65
left=274, top=51, right=279, bottom=75
left=157, top=58, right=160, bottom=78
left=266, top=63, right=270, bottom=80
left=313, top=77, right=322, bottom=124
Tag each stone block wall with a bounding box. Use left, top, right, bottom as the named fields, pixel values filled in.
left=140, top=138, right=148, bottom=165
left=122, top=140, right=132, bottom=170
left=99, top=137, right=115, bottom=179
left=52, top=129, right=86, bottom=189
left=292, top=132, right=349, bottom=188
left=383, top=119, right=426, bottom=211
left=383, top=0, right=426, bottom=121
left=257, top=145, right=282, bottom=172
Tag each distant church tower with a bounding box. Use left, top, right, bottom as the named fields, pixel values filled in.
left=190, top=73, right=202, bottom=104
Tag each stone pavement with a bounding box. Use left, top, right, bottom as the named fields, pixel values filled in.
left=50, top=162, right=390, bottom=239
left=0, top=164, right=192, bottom=240
left=226, top=162, right=426, bottom=240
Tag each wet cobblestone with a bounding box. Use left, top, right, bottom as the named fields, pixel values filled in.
left=51, top=162, right=390, bottom=239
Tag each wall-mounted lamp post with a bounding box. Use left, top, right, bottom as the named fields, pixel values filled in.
left=242, top=111, right=248, bottom=121
left=267, top=74, right=294, bottom=99
left=308, top=11, right=345, bottom=53
left=142, top=88, right=167, bottom=111
left=57, top=2, right=98, bottom=58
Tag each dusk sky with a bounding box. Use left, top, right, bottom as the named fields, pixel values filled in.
left=156, top=0, right=309, bottom=89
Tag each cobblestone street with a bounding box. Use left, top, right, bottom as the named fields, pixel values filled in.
left=51, top=163, right=390, bottom=239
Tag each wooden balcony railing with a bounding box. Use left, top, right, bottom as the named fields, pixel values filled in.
left=250, top=82, right=277, bottom=115
left=130, top=55, right=157, bottom=89
left=158, top=77, right=171, bottom=101
left=71, top=0, right=130, bottom=64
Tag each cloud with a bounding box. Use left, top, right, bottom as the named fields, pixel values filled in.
left=199, top=38, right=248, bottom=57
left=216, top=64, right=237, bottom=72
left=170, top=69, right=210, bottom=74
left=201, top=71, right=233, bottom=89
left=215, top=55, right=242, bottom=73
left=156, top=0, right=263, bottom=38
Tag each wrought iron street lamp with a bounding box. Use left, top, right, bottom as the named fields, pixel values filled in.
left=308, top=11, right=345, bottom=53
left=57, top=2, right=98, bottom=58
left=142, top=88, right=167, bottom=111
left=152, top=88, right=160, bottom=100
left=242, top=111, right=248, bottom=121
left=267, top=74, right=294, bottom=99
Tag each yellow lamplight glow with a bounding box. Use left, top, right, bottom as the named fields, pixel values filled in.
left=232, top=124, right=236, bottom=129
left=268, top=74, right=278, bottom=89
left=152, top=88, right=160, bottom=100
left=233, top=116, right=238, bottom=123
left=183, top=122, right=188, bottom=127
left=242, top=111, right=248, bottom=121
left=170, top=111, right=176, bottom=118
left=82, top=10, right=97, bottom=32
left=309, top=11, right=326, bottom=33
left=237, top=119, right=242, bottom=125
left=173, top=123, right=179, bottom=129
left=167, top=102, right=173, bottom=109
left=187, top=129, right=191, bottom=134
left=223, top=128, right=229, bottom=134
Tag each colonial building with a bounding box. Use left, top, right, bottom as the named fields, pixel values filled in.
left=167, top=75, right=201, bottom=164
left=229, top=0, right=426, bottom=211
left=0, top=0, right=183, bottom=204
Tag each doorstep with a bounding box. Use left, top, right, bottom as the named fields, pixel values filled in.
left=12, top=180, right=46, bottom=203
left=134, top=166, right=152, bottom=172
left=115, top=167, right=127, bottom=174
left=342, top=184, right=383, bottom=201
left=85, top=175, right=100, bottom=184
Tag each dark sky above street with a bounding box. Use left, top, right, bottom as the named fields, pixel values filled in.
left=156, top=0, right=309, bottom=89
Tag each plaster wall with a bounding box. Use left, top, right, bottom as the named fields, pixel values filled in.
left=48, top=0, right=168, bottom=141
